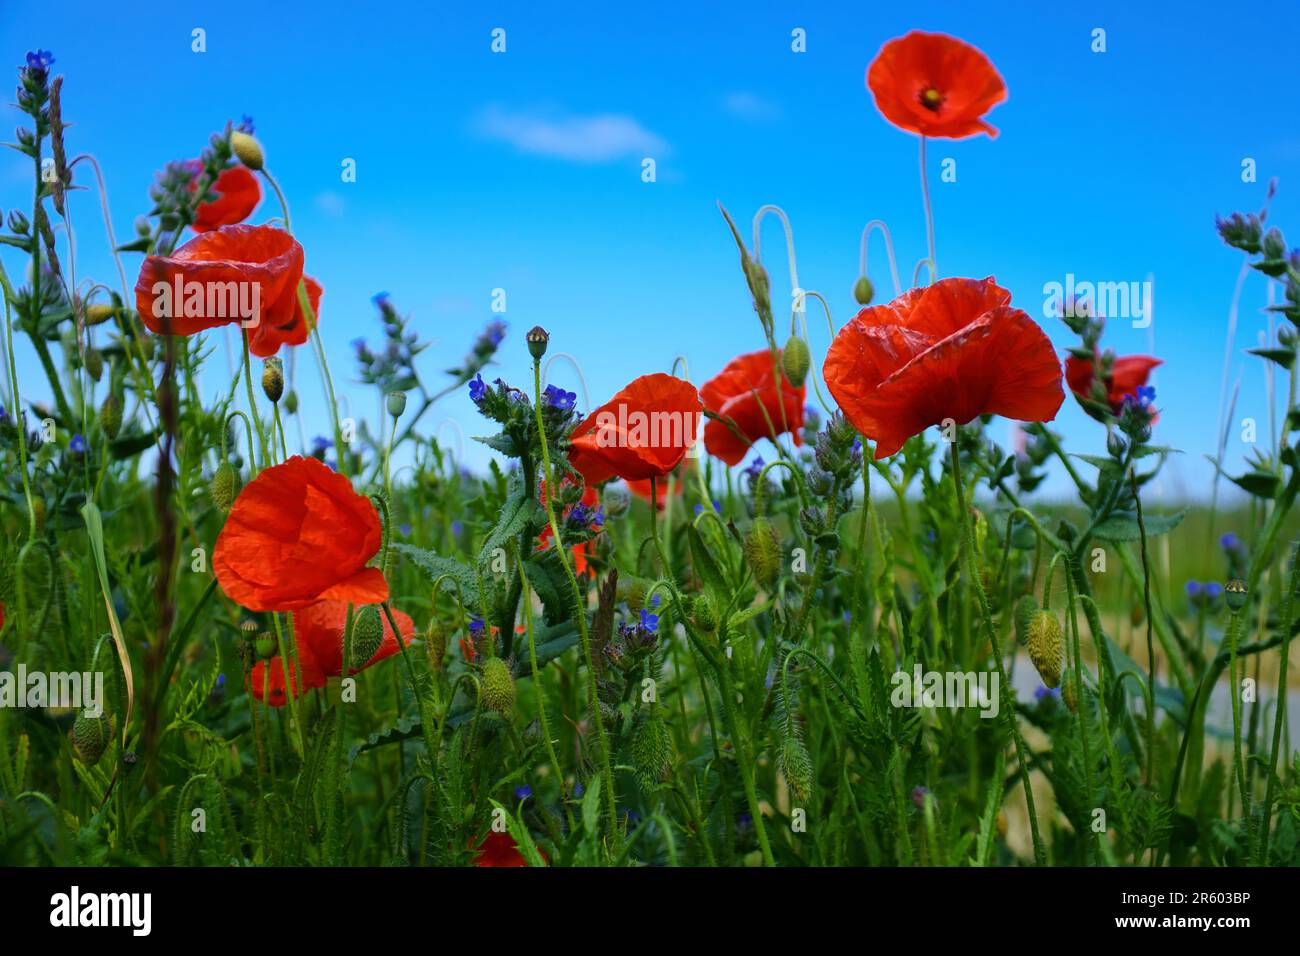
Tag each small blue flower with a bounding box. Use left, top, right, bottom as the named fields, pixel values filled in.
left=216, top=673, right=227, bottom=688
left=743, top=456, right=765, bottom=481
left=1185, top=580, right=1204, bottom=600
left=237, top=114, right=255, bottom=134
left=543, top=384, right=576, bottom=411
left=1220, top=532, right=1242, bottom=553
left=311, top=435, right=333, bottom=456
left=639, top=608, right=659, bottom=634
left=371, top=291, right=390, bottom=308
left=514, top=785, right=532, bottom=801
left=573, top=782, right=584, bottom=797
left=650, top=594, right=661, bottom=608
left=1204, top=582, right=1223, bottom=601
left=69, top=434, right=87, bottom=454
left=1035, top=685, right=1061, bottom=701
left=451, top=520, right=464, bottom=538
left=398, top=523, right=412, bottom=537
left=25, top=50, right=54, bottom=70
left=1136, top=385, right=1156, bottom=405
left=468, top=373, right=488, bottom=404
left=468, top=615, right=485, bottom=636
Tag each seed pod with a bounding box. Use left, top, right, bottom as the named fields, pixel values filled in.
left=386, top=391, right=407, bottom=418
left=261, top=358, right=284, bottom=403
left=72, top=713, right=110, bottom=766
left=781, top=335, right=810, bottom=388
left=230, top=130, right=265, bottom=171
left=1061, top=677, right=1079, bottom=714
left=744, top=517, right=781, bottom=587
left=779, top=734, right=813, bottom=804
left=1013, top=594, right=1037, bottom=647
left=853, top=276, right=874, bottom=305
left=631, top=714, right=675, bottom=789
left=99, top=392, right=123, bottom=440
left=255, top=633, right=276, bottom=660
left=1027, top=610, right=1064, bottom=688
left=211, top=462, right=237, bottom=512
left=526, top=325, right=550, bottom=360
left=1225, top=579, right=1249, bottom=612
left=283, top=389, right=299, bottom=415
left=481, top=657, right=515, bottom=718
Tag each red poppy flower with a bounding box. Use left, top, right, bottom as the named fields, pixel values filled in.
left=213, top=455, right=388, bottom=612
left=134, top=224, right=321, bottom=357
left=568, top=373, right=702, bottom=484
left=248, top=636, right=327, bottom=707
left=823, top=277, right=1064, bottom=459
left=625, top=475, right=686, bottom=512
left=189, top=164, right=261, bottom=233
left=249, top=600, right=415, bottom=706
left=700, top=350, right=805, bottom=466
left=866, top=31, right=1007, bottom=139
left=538, top=479, right=601, bottom=575
left=1064, top=353, right=1162, bottom=415
left=472, top=830, right=546, bottom=867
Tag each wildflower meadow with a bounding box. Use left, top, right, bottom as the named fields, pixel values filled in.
left=1, top=7, right=1298, bottom=928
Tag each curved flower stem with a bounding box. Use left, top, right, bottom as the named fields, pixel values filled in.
left=858, top=219, right=903, bottom=300
left=239, top=328, right=270, bottom=472
left=790, top=292, right=836, bottom=416
left=531, top=357, right=618, bottom=853
left=918, top=136, right=937, bottom=278
left=752, top=203, right=800, bottom=296
left=950, top=441, right=1046, bottom=864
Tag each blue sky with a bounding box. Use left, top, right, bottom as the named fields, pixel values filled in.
left=2, top=0, right=1298, bottom=501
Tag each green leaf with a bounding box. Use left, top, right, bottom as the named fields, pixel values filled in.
left=392, top=544, right=480, bottom=606
left=477, top=487, right=540, bottom=569
left=522, top=550, right=571, bottom=626
left=109, top=428, right=159, bottom=459
left=1247, top=346, right=1295, bottom=370
left=1229, top=470, right=1280, bottom=498
left=581, top=776, right=602, bottom=838
left=687, top=524, right=730, bottom=601
left=1092, top=508, right=1186, bottom=542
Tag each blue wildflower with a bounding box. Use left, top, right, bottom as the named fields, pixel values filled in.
left=69, top=434, right=87, bottom=454
left=514, top=785, right=532, bottom=801
left=25, top=50, right=54, bottom=70
left=468, top=372, right=488, bottom=404
left=543, top=384, right=576, bottom=411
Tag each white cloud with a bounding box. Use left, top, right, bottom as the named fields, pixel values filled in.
left=473, top=105, right=669, bottom=163
left=722, top=91, right=780, bottom=121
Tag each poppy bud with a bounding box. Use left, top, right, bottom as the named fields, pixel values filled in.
left=631, top=714, right=675, bottom=789
left=1061, top=678, right=1079, bottom=714
left=853, top=276, right=874, bottom=305
left=618, top=576, right=649, bottom=612
left=211, top=462, right=237, bottom=512
left=85, top=302, right=116, bottom=326
left=240, top=619, right=259, bottom=639
left=481, top=656, right=515, bottom=718
left=1225, top=579, right=1248, bottom=612
left=1027, top=610, right=1064, bottom=688
left=426, top=622, right=448, bottom=671
left=283, top=389, right=299, bottom=415
left=81, top=347, right=104, bottom=383
left=386, top=391, right=407, bottom=418
left=781, top=335, right=810, bottom=388
left=744, top=257, right=771, bottom=316
left=744, top=517, right=782, bottom=587
left=255, top=633, right=277, bottom=660
left=1013, top=594, right=1037, bottom=647
left=690, top=593, right=720, bottom=634
left=350, top=605, right=384, bottom=668
left=230, top=130, right=265, bottom=171
left=99, top=391, right=122, bottom=440
left=526, top=325, right=550, bottom=360
left=261, top=358, right=284, bottom=403
left=779, top=734, right=813, bottom=804
left=603, top=486, right=630, bottom=518
left=72, top=713, right=110, bottom=766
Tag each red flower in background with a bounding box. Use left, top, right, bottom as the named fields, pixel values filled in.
left=700, top=350, right=805, bottom=466
left=867, top=31, right=1007, bottom=139
left=823, top=277, right=1064, bottom=459
left=249, top=600, right=415, bottom=707
left=472, top=831, right=545, bottom=867
left=625, top=476, right=685, bottom=511
left=538, top=479, right=602, bottom=575
left=1064, top=353, right=1162, bottom=415
left=134, top=224, right=322, bottom=357
left=568, top=373, right=702, bottom=484
left=189, top=164, right=261, bottom=233
left=213, top=456, right=387, bottom=612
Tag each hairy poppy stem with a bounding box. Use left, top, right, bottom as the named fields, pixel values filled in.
left=950, top=440, right=1046, bottom=864
left=918, top=136, right=937, bottom=279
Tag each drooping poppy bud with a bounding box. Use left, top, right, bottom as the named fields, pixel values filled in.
left=1027, top=610, right=1064, bottom=688
left=481, top=657, right=515, bottom=718
left=99, top=391, right=122, bottom=440
left=230, top=130, right=265, bottom=171
left=744, top=517, right=781, bottom=587
left=261, top=357, right=284, bottom=403
left=72, top=713, right=110, bottom=766
left=210, top=462, right=237, bottom=512
left=781, top=335, right=811, bottom=388
left=350, top=605, right=384, bottom=669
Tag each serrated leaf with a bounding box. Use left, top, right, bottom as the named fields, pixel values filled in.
left=392, top=543, right=479, bottom=606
